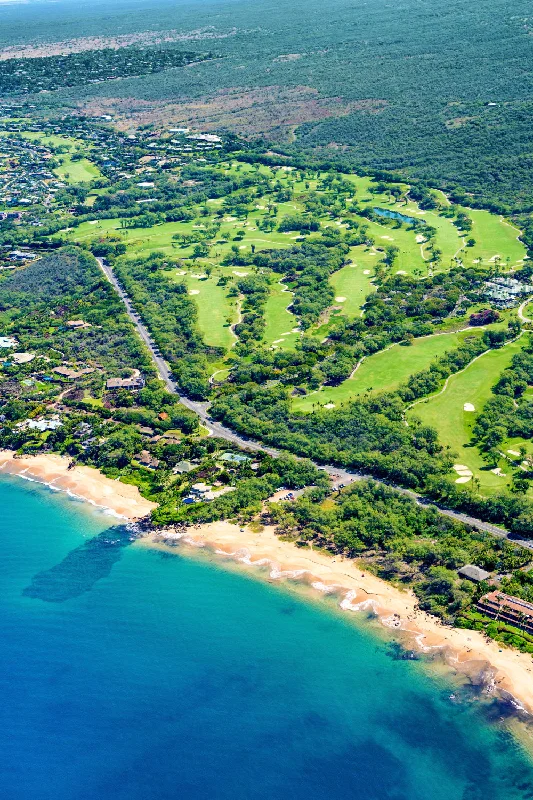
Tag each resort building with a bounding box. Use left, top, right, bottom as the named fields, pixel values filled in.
left=476, top=591, right=533, bottom=635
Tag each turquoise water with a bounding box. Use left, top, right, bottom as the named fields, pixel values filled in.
left=1, top=477, right=533, bottom=800
left=373, top=207, right=417, bottom=225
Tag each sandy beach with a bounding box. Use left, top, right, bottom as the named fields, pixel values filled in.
left=2, top=447, right=532, bottom=717
left=0, top=450, right=156, bottom=520
left=141, top=520, right=533, bottom=716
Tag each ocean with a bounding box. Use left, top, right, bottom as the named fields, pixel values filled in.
left=1, top=476, right=533, bottom=800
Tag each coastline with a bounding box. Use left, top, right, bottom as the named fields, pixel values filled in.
left=138, top=520, right=533, bottom=717
left=1, top=449, right=532, bottom=721
left=0, top=450, right=156, bottom=520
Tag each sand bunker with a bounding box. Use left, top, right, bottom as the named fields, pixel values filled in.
left=463, top=403, right=476, bottom=412
left=191, top=273, right=206, bottom=279
left=453, top=464, right=473, bottom=483
left=508, top=449, right=521, bottom=457
left=415, top=234, right=426, bottom=243
left=324, top=403, right=336, bottom=409
left=491, top=467, right=506, bottom=476
left=335, top=296, right=346, bottom=303
left=189, top=289, right=200, bottom=295
left=232, top=270, right=248, bottom=276
left=363, top=270, right=371, bottom=275
left=396, top=270, right=407, bottom=275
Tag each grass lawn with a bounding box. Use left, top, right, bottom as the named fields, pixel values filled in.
left=293, top=329, right=484, bottom=412
left=350, top=216, right=426, bottom=276
left=263, top=280, right=299, bottom=349
left=54, top=156, right=102, bottom=184
left=64, top=213, right=300, bottom=260
left=330, top=252, right=376, bottom=317
left=175, top=271, right=236, bottom=351
left=460, top=209, right=526, bottom=269
left=356, top=192, right=465, bottom=273
left=409, top=335, right=529, bottom=494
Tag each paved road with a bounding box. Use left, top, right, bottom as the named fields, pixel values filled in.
left=96, top=258, right=533, bottom=550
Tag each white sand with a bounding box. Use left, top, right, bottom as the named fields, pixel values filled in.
left=335, top=296, right=346, bottom=303
left=363, top=270, right=371, bottom=275
left=232, top=270, right=249, bottom=276
left=455, top=476, right=472, bottom=484
left=0, top=451, right=156, bottom=519
left=324, top=403, right=336, bottom=409
left=508, top=450, right=521, bottom=457
left=463, top=403, right=476, bottom=412
left=189, top=289, right=200, bottom=295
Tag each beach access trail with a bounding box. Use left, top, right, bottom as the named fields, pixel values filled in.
left=96, top=259, right=533, bottom=549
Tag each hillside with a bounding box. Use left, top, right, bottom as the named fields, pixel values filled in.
left=1, top=0, right=533, bottom=209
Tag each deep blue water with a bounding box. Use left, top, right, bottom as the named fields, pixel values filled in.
left=373, top=207, right=417, bottom=225
left=1, top=477, right=533, bottom=800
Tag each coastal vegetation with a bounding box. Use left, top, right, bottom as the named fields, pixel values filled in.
left=2, top=114, right=533, bottom=654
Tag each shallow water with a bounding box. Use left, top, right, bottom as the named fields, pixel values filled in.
left=1, top=476, right=533, bottom=800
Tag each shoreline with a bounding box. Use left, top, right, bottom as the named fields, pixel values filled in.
left=138, top=520, right=533, bottom=718
left=0, top=450, right=156, bottom=520
left=1, top=451, right=532, bottom=722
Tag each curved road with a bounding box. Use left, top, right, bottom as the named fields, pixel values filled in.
left=97, top=258, right=533, bottom=550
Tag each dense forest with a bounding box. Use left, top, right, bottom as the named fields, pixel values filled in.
left=0, top=46, right=213, bottom=95
left=3, top=0, right=533, bottom=208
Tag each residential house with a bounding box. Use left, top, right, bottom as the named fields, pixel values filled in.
left=458, top=565, right=492, bottom=583
left=135, top=450, right=160, bottom=469
left=53, top=366, right=94, bottom=381
left=219, top=452, right=252, bottom=466
left=106, top=375, right=145, bottom=390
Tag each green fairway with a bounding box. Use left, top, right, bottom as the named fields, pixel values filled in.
left=355, top=193, right=465, bottom=274
left=409, top=335, right=528, bottom=493
left=64, top=214, right=299, bottom=260
left=181, top=273, right=236, bottom=351
left=460, top=209, right=526, bottom=269
left=350, top=216, right=426, bottom=276
left=293, top=329, right=483, bottom=411
left=330, top=252, right=376, bottom=317
left=54, top=157, right=102, bottom=184
left=263, top=280, right=299, bottom=348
